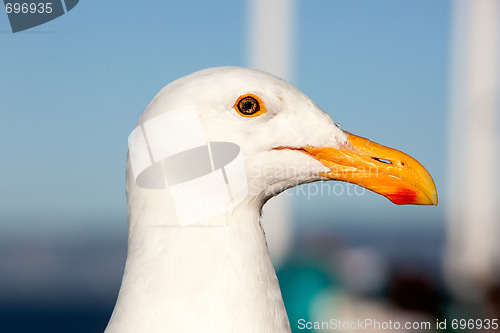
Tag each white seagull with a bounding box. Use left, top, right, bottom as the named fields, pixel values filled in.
left=104, top=67, right=437, bottom=333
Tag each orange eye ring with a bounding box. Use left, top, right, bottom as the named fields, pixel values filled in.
left=233, top=93, right=266, bottom=118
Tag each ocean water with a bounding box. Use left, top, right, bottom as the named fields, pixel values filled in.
left=1, top=304, right=113, bottom=333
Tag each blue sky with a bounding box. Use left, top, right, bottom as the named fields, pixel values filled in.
left=0, top=0, right=450, bottom=239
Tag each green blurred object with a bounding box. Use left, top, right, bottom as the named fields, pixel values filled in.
left=278, top=260, right=338, bottom=333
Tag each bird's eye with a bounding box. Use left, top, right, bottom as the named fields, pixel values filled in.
left=234, top=94, right=266, bottom=117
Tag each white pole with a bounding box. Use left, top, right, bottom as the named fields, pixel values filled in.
left=247, top=0, right=296, bottom=268
left=446, top=0, right=500, bottom=301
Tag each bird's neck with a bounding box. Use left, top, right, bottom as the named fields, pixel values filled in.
left=105, top=203, right=291, bottom=333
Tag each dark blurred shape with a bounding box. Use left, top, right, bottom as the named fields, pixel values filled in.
left=486, top=283, right=500, bottom=318
left=388, top=270, right=443, bottom=315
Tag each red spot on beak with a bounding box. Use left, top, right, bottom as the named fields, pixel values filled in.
left=386, top=188, right=419, bottom=205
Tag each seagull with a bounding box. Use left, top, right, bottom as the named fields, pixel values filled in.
left=104, top=66, right=437, bottom=333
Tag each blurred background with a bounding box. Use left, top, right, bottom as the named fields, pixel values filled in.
left=1, top=0, right=499, bottom=332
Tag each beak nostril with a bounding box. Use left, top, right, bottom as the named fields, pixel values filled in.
left=372, top=157, right=392, bottom=165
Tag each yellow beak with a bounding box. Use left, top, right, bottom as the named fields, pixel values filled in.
left=302, top=132, right=438, bottom=205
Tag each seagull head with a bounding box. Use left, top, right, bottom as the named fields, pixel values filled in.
left=115, top=66, right=438, bottom=333
left=129, top=66, right=437, bottom=225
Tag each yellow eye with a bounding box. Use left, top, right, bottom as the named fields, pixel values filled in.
left=234, top=94, right=266, bottom=117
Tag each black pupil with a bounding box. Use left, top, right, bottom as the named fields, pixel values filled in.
left=238, top=97, right=259, bottom=114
